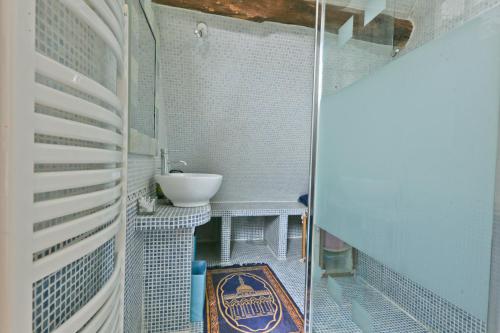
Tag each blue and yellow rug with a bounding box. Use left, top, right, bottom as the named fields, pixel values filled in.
left=205, top=264, right=303, bottom=333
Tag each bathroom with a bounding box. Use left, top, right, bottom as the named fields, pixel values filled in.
left=1, top=0, right=500, bottom=333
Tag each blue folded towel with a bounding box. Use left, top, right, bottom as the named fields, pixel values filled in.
left=298, top=194, right=309, bottom=207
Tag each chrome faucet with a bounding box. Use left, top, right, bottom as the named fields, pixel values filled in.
left=160, top=149, right=187, bottom=175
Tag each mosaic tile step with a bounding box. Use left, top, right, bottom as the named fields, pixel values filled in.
left=312, top=274, right=430, bottom=333
left=135, top=203, right=211, bottom=230
left=357, top=251, right=487, bottom=333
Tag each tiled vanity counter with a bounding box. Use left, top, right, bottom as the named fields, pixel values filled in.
left=136, top=204, right=211, bottom=332
left=136, top=205, right=211, bottom=230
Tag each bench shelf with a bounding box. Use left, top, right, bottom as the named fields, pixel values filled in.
left=211, top=202, right=307, bottom=263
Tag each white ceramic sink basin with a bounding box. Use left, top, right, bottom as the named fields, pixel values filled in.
left=155, top=173, right=223, bottom=207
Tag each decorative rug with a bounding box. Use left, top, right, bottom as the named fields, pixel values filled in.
left=205, top=264, right=303, bottom=333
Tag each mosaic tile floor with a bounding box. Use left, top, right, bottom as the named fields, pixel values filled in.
left=189, top=239, right=429, bottom=333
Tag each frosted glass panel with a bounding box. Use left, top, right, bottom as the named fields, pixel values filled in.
left=364, top=0, right=386, bottom=26
left=315, top=6, right=500, bottom=321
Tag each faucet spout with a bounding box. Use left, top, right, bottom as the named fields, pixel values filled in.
left=174, top=160, right=188, bottom=166
left=168, top=160, right=188, bottom=172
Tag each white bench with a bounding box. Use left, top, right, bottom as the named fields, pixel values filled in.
left=211, top=202, right=307, bottom=263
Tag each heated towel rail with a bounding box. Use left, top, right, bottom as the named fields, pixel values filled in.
left=0, top=0, right=129, bottom=332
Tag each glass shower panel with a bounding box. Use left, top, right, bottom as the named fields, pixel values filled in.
left=309, top=1, right=398, bottom=332
left=320, top=0, right=396, bottom=96
left=309, top=1, right=500, bottom=333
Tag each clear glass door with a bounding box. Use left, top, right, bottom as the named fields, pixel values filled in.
left=307, top=1, right=500, bottom=332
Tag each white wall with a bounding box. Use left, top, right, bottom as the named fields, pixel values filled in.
left=154, top=5, right=315, bottom=202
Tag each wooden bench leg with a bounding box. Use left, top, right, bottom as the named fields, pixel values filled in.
left=221, top=214, right=231, bottom=264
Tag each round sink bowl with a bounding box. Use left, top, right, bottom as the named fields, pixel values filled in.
left=155, top=173, right=223, bottom=207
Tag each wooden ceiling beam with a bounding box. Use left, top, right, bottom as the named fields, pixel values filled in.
left=153, top=0, right=413, bottom=49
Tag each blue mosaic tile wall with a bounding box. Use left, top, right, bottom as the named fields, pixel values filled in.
left=32, top=239, right=116, bottom=333
left=143, top=229, right=194, bottom=332
left=124, top=203, right=144, bottom=333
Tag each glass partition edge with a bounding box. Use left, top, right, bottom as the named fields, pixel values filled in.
left=304, top=0, right=325, bottom=332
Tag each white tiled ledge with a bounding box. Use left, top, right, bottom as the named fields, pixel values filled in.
left=211, top=201, right=307, bottom=217
left=135, top=203, right=211, bottom=230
